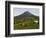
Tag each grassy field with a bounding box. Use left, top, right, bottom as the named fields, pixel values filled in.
left=14, top=16, right=39, bottom=30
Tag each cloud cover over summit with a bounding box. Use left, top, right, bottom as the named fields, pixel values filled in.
left=16, top=11, right=36, bottom=17
left=13, top=8, right=39, bottom=16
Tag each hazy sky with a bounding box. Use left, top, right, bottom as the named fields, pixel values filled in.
left=13, top=8, right=39, bottom=16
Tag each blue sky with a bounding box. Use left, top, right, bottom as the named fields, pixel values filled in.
left=13, top=8, right=39, bottom=16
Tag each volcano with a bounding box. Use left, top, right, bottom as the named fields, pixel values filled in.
left=14, top=11, right=39, bottom=29
left=15, top=11, right=36, bottom=17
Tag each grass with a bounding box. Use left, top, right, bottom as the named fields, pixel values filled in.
left=14, top=17, right=39, bottom=30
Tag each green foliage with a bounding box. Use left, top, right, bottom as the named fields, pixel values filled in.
left=14, top=16, right=39, bottom=30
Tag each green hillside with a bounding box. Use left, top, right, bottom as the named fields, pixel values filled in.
left=14, top=11, right=39, bottom=30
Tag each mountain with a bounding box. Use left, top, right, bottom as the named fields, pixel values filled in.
left=15, top=11, right=36, bottom=18
left=14, top=11, right=39, bottom=29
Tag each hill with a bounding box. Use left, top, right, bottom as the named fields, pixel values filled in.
left=14, top=11, right=39, bottom=30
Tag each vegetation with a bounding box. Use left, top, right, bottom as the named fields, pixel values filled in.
left=14, top=16, right=39, bottom=30
left=14, top=11, right=39, bottom=30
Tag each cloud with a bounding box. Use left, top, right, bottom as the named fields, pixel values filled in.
left=13, top=8, right=39, bottom=16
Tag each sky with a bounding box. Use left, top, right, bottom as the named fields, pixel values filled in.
left=13, top=8, right=39, bottom=16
